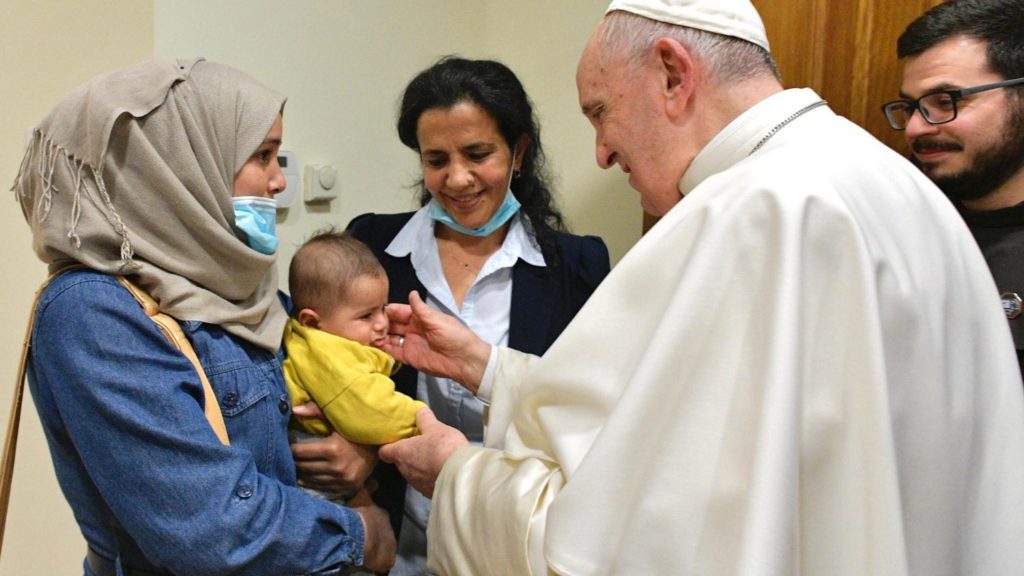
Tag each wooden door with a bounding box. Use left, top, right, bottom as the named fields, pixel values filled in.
left=752, top=0, right=944, bottom=154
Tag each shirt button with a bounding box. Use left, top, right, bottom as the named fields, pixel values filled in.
left=278, top=394, right=290, bottom=415
left=222, top=392, right=239, bottom=407
left=235, top=484, right=254, bottom=499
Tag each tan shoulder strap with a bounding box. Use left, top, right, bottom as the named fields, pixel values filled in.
left=114, top=277, right=230, bottom=446
left=0, top=276, right=50, bottom=558
left=0, top=273, right=230, bottom=558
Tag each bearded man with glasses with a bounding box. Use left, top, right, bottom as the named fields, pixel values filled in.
left=889, top=0, right=1024, bottom=379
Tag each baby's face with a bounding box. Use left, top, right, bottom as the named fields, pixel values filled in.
left=318, top=274, right=390, bottom=349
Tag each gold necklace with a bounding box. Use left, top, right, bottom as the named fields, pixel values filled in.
left=448, top=252, right=481, bottom=274
left=438, top=233, right=495, bottom=276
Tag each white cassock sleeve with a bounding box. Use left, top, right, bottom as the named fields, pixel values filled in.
left=428, top=348, right=561, bottom=576
left=427, top=114, right=1024, bottom=575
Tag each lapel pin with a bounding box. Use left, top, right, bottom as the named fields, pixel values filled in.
left=1001, top=292, right=1022, bottom=320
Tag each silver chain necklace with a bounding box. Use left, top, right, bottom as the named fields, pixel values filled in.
left=748, top=99, right=828, bottom=156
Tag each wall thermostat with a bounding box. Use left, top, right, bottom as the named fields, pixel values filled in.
left=304, top=164, right=338, bottom=203
left=277, top=150, right=299, bottom=209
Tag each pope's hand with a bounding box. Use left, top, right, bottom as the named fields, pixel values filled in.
left=379, top=408, right=469, bottom=498
left=382, top=291, right=491, bottom=393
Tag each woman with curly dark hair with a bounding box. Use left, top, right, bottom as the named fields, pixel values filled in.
left=347, top=56, right=610, bottom=574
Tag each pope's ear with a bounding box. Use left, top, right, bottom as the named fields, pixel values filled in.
left=655, top=37, right=697, bottom=118
left=297, top=308, right=321, bottom=328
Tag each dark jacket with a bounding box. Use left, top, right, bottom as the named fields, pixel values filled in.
left=957, top=202, right=1024, bottom=379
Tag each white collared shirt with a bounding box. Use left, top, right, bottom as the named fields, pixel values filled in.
left=385, top=205, right=545, bottom=575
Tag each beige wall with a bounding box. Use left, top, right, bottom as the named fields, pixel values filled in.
left=0, top=3, right=155, bottom=573
left=154, top=0, right=632, bottom=286
left=1, top=1, right=630, bottom=572
left=479, top=1, right=639, bottom=262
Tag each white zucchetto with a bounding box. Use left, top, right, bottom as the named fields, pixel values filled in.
left=606, top=0, right=770, bottom=52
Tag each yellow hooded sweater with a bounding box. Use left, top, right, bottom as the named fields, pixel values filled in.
left=282, top=318, right=426, bottom=444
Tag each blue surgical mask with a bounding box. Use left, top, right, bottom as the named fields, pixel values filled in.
left=232, top=196, right=278, bottom=254
left=428, top=147, right=521, bottom=237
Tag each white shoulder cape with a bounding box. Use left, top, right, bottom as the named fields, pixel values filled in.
left=427, top=89, right=1024, bottom=576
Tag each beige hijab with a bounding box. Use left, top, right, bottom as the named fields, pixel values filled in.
left=13, top=58, right=288, bottom=352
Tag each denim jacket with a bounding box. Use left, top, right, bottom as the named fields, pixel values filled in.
left=27, top=270, right=364, bottom=575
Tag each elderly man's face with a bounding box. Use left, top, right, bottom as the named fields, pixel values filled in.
left=576, top=35, right=684, bottom=217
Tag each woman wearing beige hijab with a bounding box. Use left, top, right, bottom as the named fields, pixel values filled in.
left=14, top=59, right=393, bottom=575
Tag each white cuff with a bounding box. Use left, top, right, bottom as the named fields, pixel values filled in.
left=475, top=345, right=499, bottom=405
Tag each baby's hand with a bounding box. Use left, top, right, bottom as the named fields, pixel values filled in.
left=291, top=401, right=326, bottom=422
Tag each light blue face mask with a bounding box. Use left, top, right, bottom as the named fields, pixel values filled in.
left=428, top=147, right=521, bottom=237
left=232, top=196, right=279, bottom=255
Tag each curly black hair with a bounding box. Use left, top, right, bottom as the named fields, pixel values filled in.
left=397, top=56, right=568, bottom=266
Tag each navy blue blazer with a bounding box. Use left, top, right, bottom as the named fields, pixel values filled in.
left=346, top=211, right=611, bottom=532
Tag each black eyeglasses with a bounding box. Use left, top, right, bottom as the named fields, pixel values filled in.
left=881, top=76, right=1024, bottom=130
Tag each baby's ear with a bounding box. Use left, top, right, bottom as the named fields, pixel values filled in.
left=297, top=308, right=321, bottom=328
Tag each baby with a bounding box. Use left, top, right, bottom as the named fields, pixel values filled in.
left=283, top=229, right=426, bottom=503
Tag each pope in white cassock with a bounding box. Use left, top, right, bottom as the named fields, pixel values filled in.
left=379, top=0, right=1024, bottom=574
